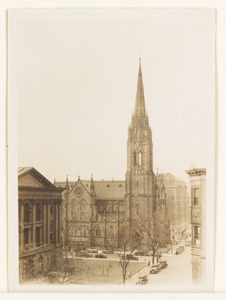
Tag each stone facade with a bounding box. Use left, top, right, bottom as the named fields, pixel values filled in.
left=158, top=173, right=189, bottom=243
left=55, top=60, right=170, bottom=251
left=18, top=167, right=63, bottom=281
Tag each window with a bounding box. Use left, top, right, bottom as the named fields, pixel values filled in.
left=36, top=203, right=42, bottom=221
left=24, top=228, right=29, bottom=245
left=193, top=225, right=200, bottom=246
left=50, top=222, right=54, bottom=242
left=193, top=188, right=200, bottom=206
left=99, top=205, right=104, bottom=212
left=107, top=205, right=112, bottom=213
left=133, top=151, right=137, bottom=166
left=135, top=204, right=140, bottom=214
left=80, top=212, right=85, bottom=222
left=95, top=227, right=101, bottom=237
left=113, top=205, right=118, bottom=212
left=24, top=203, right=32, bottom=223
left=36, top=227, right=42, bottom=246
left=50, top=203, right=54, bottom=215
left=139, top=151, right=142, bottom=166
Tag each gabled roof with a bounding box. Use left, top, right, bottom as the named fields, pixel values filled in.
left=18, top=167, right=61, bottom=189
left=55, top=179, right=125, bottom=200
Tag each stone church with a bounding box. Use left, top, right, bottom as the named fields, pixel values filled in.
left=55, top=60, right=170, bottom=251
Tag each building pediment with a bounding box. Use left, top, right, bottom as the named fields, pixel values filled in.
left=18, top=167, right=57, bottom=189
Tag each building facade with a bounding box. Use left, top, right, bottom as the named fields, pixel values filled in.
left=158, top=173, right=190, bottom=243
left=55, top=60, right=170, bottom=251
left=18, top=167, right=64, bottom=281
left=186, top=168, right=206, bottom=284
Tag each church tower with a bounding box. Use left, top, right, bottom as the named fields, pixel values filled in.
left=125, top=59, right=155, bottom=248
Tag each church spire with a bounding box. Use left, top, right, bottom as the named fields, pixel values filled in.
left=134, top=58, right=146, bottom=119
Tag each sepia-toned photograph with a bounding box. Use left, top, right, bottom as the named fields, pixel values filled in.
left=7, top=7, right=215, bottom=292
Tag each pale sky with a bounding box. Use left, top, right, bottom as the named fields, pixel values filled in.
left=8, top=8, right=215, bottom=183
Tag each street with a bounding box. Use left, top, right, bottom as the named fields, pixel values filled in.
left=124, top=245, right=192, bottom=289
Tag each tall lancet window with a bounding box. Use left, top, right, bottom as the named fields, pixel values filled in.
left=133, top=151, right=137, bottom=166
left=139, top=151, right=142, bottom=166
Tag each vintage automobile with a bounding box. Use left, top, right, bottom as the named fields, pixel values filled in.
left=134, top=251, right=147, bottom=256
left=175, top=248, right=182, bottom=255
left=136, top=275, right=149, bottom=285
left=150, top=263, right=161, bottom=274
left=94, top=253, right=107, bottom=259
left=87, top=248, right=98, bottom=253
left=77, top=251, right=93, bottom=258
left=160, top=260, right=168, bottom=269
left=126, top=254, right=139, bottom=261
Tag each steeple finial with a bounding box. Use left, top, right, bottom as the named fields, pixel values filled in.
left=65, top=174, right=69, bottom=190
left=134, top=58, right=146, bottom=119
left=90, top=174, right=96, bottom=196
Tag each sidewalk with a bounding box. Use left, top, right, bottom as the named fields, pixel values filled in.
left=119, top=264, right=150, bottom=285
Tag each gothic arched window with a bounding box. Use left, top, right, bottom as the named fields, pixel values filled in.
left=133, top=151, right=137, bottom=166
left=95, top=227, right=101, bottom=237
left=139, top=151, right=142, bottom=166
left=135, top=203, right=140, bottom=214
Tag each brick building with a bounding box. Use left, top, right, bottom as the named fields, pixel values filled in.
left=186, top=168, right=206, bottom=284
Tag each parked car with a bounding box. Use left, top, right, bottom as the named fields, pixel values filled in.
left=160, top=260, right=168, bottom=269
left=175, top=248, right=181, bottom=255
left=77, top=251, right=93, bottom=258
left=136, top=275, right=148, bottom=285
left=87, top=248, right=98, bottom=253
left=134, top=251, right=147, bottom=256
left=94, top=253, right=107, bottom=259
left=102, top=249, right=113, bottom=254
left=126, top=254, right=139, bottom=261
left=150, top=263, right=161, bottom=274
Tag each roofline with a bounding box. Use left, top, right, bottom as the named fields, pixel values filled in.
left=18, top=167, right=57, bottom=189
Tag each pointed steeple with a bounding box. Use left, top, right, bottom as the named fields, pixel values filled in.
left=90, top=174, right=96, bottom=197
left=134, top=58, right=146, bottom=119
left=65, top=174, right=69, bottom=191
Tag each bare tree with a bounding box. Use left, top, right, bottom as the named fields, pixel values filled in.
left=41, top=245, right=83, bottom=284
left=117, top=232, right=141, bottom=285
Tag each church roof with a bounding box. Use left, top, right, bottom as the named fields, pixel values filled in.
left=84, top=180, right=125, bottom=200
left=54, top=179, right=125, bottom=200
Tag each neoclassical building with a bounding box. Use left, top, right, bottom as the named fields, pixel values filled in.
left=18, top=167, right=64, bottom=281
left=55, top=60, right=170, bottom=250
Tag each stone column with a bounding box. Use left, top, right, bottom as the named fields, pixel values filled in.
left=32, top=203, right=36, bottom=247
left=55, top=203, right=59, bottom=243
left=43, top=204, right=47, bottom=245
left=58, top=203, right=62, bottom=242
left=19, top=203, right=24, bottom=253
left=47, top=204, right=50, bottom=244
